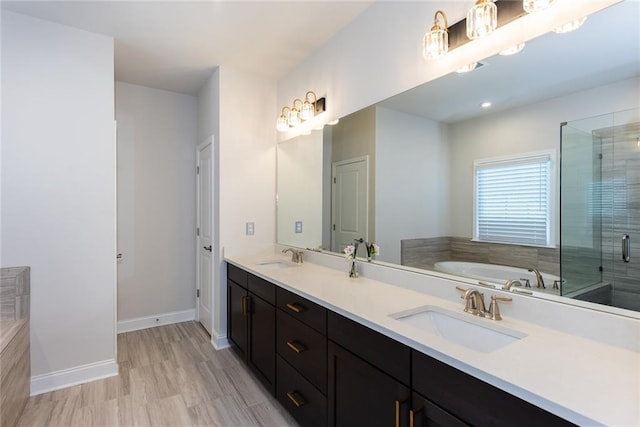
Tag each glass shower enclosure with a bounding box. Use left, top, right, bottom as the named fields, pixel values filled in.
left=560, top=108, right=640, bottom=311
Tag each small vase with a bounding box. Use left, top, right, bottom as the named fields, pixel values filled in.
left=348, top=259, right=359, bottom=278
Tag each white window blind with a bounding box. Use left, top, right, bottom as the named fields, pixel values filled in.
left=474, top=153, right=553, bottom=247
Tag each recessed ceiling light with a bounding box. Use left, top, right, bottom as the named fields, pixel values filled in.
left=481, top=101, right=492, bottom=108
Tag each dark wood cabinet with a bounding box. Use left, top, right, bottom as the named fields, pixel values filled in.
left=412, top=351, right=574, bottom=427
left=328, top=341, right=410, bottom=427
left=227, top=264, right=276, bottom=394
left=411, top=392, right=468, bottom=427
left=227, top=279, right=248, bottom=358
left=226, top=262, right=575, bottom=427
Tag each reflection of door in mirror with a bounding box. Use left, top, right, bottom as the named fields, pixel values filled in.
left=331, top=157, right=369, bottom=253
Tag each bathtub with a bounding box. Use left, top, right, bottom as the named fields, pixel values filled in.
left=433, top=261, right=560, bottom=290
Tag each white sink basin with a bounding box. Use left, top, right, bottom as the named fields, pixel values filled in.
left=390, top=305, right=526, bottom=353
left=256, top=260, right=300, bottom=269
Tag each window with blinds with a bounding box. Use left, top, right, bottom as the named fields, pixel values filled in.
left=473, top=152, right=554, bottom=247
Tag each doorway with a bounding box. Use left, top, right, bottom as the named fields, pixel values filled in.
left=331, top=156, right=369, bottom=253
left=197, top=138, right=214, bottom=334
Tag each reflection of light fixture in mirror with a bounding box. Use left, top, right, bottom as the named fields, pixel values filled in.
left=481, top=101, right=492, bottom=108
left=328, top=119, right=340, bottom=126
left=423, top=10, right=449, bottom=59
left=456, top=62, right=478, bottom=73
left=288, top=99, right=302, bottom=127
left=300, top=91, right=317, bottom=120
left=553, top=17, right=587, bottom=34
left=466, top=0, right=497, bottom=40
left=499, top=43, right=525, bottom=56
left=276, top=107, right=290, bottom=132
left=523, top=0, right=555, bottom=14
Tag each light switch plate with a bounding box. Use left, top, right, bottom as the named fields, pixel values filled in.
left=246, top=222, right=255, bottom=235
left=295, top=221, right=303, bottom=233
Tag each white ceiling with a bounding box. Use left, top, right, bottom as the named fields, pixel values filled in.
left=2, top=0, right=373, bottom=95
left=379, top=1, right=640, bottom=123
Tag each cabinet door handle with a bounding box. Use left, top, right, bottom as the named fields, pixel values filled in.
left=410, top=407, right=424, bottom=427
left=395, top=399, right=408, bottom=427
left=241, top=296, right=250, bottom=316
left=286, top=302, right=306, bottom=313
left=622, top=234, right=630, bottom=262
left=286, top=340, right=307, bottom=353
left=286, top=391, right=306, bottom=408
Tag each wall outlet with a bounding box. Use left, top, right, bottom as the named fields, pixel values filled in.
left=246, top=222, right=255, bottom=236
left=295, top=221, right=303, bottom=234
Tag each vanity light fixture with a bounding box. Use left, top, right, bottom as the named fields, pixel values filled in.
left=300, top=91, right=318, bottom=120
left=553, top=17, right=587, bottom=34
left=423, top=10, right=449, bottom=59
left=288, top=99, right=302, bottom=127
left=277, top=107, right=291, bottom=132
left=499, top=42, right=525, bottom=56
left=466, top=0, right=497, bottom=40
left=277, top=92, right=326, bottom=132
left=523, top=0, right=555, bottom=14
left=481, top=101, right=492, bottom=108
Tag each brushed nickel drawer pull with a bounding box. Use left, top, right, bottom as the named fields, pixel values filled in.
left=286, top=391, right=306, bottom=408
left=286, top=302, right=306, bottom=313
left=286, top=340, right=307, bottom=353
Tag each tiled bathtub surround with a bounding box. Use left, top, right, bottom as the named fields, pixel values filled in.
left=1, top=266, right=30, bottom=321
left=1, top=266, right=31, bottom=427
left=401, top=237, right=559, bottom=276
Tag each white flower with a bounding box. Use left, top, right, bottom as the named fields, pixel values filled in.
left=344, top=244, right=355, bottom=259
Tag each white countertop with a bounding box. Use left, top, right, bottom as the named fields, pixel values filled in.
left=225, top=251, right=640, bottom=426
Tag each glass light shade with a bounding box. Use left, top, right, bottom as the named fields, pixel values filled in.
left=499, top=42, right=525, bottom=56
left=456, top=62, right=478, bottom=73
left=423, top=28, right=448, bottom=59
left=466, top=0, right=497, bottom=40
left=523, top=0, right=555, bottom=14
left=300, top=101, right=315, bottom=120
left=276, top=115, right=289, bottom=132
left=288, top=108, right=300, bottom=127
left=553, top=17, right=587, bottom=34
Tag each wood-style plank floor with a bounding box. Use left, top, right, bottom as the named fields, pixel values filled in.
left=18, top=321, right=298, bottom=426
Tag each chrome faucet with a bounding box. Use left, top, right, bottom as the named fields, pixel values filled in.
left=282, top=248, right=304, bottom=263
left=527, top=268, right=545, bottom=288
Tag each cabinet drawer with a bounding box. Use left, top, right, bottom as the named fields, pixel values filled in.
left=277, top=310, right=327, bottom=394
left=248, top=274, right=276, bottom=305
left=328, top=312, right=410, bottom=386
left=412, top=351, right=575, bottom=427
left=276, top=356, right=327, bottom=427
left=227, top=263, right=248, bottom=287
left=277, top=287, right=327, bottom=334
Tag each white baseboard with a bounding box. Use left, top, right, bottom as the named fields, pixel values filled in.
left=211, top=329, right=230, bottom=350
left=117, top=308, right=196, bottom=334
left=31, top=359, right=118, bottom=396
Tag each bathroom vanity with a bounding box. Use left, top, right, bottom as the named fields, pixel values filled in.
left=225, top=251, right=639, bottom=426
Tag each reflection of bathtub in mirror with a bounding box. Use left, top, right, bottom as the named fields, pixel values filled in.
left=434, top=261, right=561, bottom=295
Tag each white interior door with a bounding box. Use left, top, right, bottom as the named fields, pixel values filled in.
left=197, top=141, right=213, bottom=334
left=331, top=157, right=368, bottom=253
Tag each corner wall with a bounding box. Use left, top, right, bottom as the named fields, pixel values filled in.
left=115, top=82, right=198, bottom=329
left=1, top=12, right=117, bottom=392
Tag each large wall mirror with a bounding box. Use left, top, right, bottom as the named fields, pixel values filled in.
left=277, top=1, right=640, bottom=316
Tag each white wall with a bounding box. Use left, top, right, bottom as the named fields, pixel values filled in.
left=277, top=130, right=323, bottom=248
left=197, top=67, right=276, bottom=346
left=1, top=12, right=117, bottom=389
left=375, top=107, right=450, bottom=264
left=276, top=1, right=618, bottom=134
left=448, top=77, right=640, bottom=241
left=115, top=82, right=198, bottom=324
